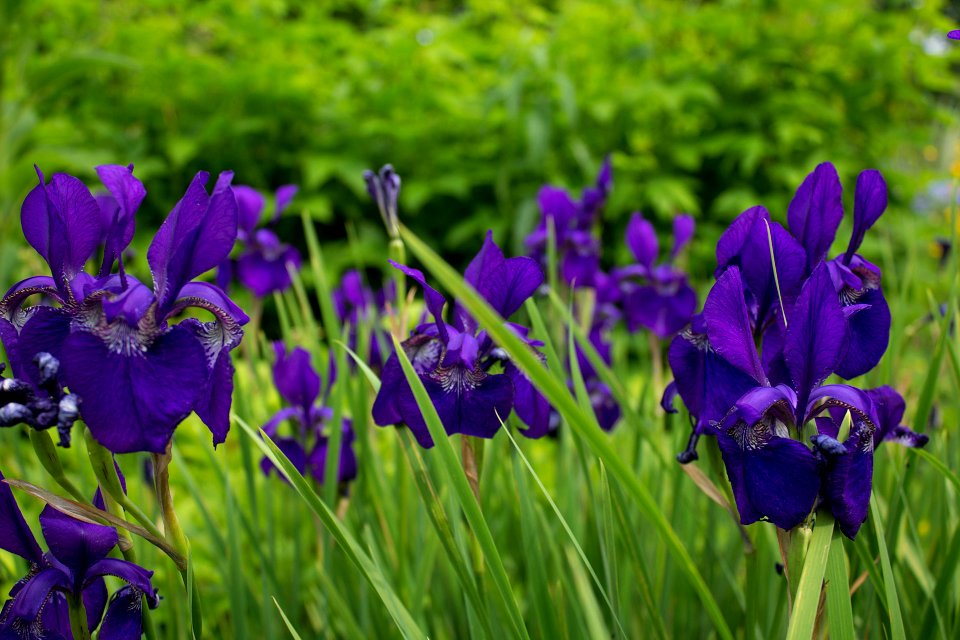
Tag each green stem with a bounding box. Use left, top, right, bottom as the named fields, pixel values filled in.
left=67, top=593, right=91, bottom=640
left=29, top=429, right=86, bottom=503
left=388, top=237, right=407, bottom=330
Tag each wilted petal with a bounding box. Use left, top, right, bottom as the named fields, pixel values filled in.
left=0, top=469, right=43, bottom=563
left=784, top=264, right=849, bottom=416
left=625, top=212, right=659, bottom=270
left=787, top=162, right=844, bottom=271
left=844, top=170, right=887, bottom=262
left=148, top=171, right=238, bottom=311
left=59, top=325, right=207, bottom=453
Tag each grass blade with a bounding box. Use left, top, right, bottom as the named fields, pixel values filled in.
left=871, top=500, right=906, bottom=640
left=785, top=515, right=834, bottom=640
left=824, top=532, right=854, bottom=640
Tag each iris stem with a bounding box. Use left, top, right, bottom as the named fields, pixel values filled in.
left=67, top=592, right=91, bottom=640
left=153, top=445, right=204, bottom=639
left=388, top=237, right=407, bottom=334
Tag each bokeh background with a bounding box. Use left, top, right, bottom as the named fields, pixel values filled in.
left=2, top=0, right=958, bottom=279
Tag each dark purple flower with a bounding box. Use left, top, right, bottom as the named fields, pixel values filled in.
left=525, top=157, right=612, bottom=288
left=0, top=469, right=159, bottom=639
left=333, top=270, right=393, bottom=370
left=373, top=231, right=547, bottom=447
left=949, top=30, right=960, bottom=40
left=218, top=184, right=302, bottom=297
left=0, top=166, right=248, bottom=453
left=618, top=212, right=698, bottom=339
left=260, top=343, right=357, bottom=486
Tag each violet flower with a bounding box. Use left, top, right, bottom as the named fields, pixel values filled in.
left=525, top=157, right=612, bottom=288
left=260, top=343, right=357, bottom=487
left=617, top=212, right=698, bottom=339
left=0, top=165, right=248, bottom=453
left=333, top=270, right=393, bottom=371
left=363, top=165, right=401, bottom=239
left=217, top=184, right=301, bottom=297
left=372, top=231, right=547, bottom=446
left=0, top=469, right=159, bottom=639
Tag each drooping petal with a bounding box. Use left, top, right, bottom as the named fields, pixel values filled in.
left=97, top=586, right=154, bottom=640
left=787, top=162, right=844, bottom=271
left=233, top=185, right=266, bottom=235
left=8, top=307, right=72, bottom=388
left=0, top=469, right=44, bottom=563
left=864, top=386, right=928, bottom=448
left=422, top=367, right=514, bottom=440
left=22, top=170, right=103, bottom=291
left=59, top=325, right=207, bottom=453
left=40, top=505, right=118, bottom=582
left=82, top=577, right=108, bottom=633
left=844, top=169, right=887, bottom=263
left=817, top=416, right=875, bottom=539
left=95, top=164, right=144, bottom=276
left=717, top=428, right=820, bottom=530
left=625, top=212, right=659, bottom=270
left=670, top=214, right=695, bottom=261
left=148, top=171, right=238, bottom=311
left=84, top=558, right=157, bottom=603
left=6, top=567, right=71, bottom=624
left=834, top=287, right=890, bottom=380
left=0, top=276, right=60, bottom=322
left=703, top=268, right=767, bottom=384
left=506, top=361, right=552, bottom=439
left=783, top=264, right=849, bottom=417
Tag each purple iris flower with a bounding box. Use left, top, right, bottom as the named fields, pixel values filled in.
left=950, top=30, right=960, bottom=40
left=260, top=343, right=357, bottom=487
left=363, top=165, right=401, bottom=239
left=0, top=469, right=159, bottom=639
left=617, top=212, right=698, bottom=339
left=372, top=231, right=548, bottom=447
left=669, top=265, right=925, bottom=538
left=217, top=184, right=301, bottom=297
left=715, top=163, right=891, bottom=379
left=0, top=165, right=249, bottom=453
left=525, top=157, right=612, bottom=288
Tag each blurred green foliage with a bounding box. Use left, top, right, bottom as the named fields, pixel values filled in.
left=0, top=0, right=957, bottom=271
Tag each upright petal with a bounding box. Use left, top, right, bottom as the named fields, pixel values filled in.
left=389, top=261, right=447, bottom=341
left=272, top=343, right=321, bottom=411
left=233, top=185, right=266, bottom=235
left=95, top=164, right=144, bottom=275
left=715, top=206, right=769, bottom=275
left=22, top=170, right=102, bottom=291
left=787, top=162, right=844, bottom=271
left=844, top=169, right=887, bottom=263
left=625, top=212, right=659, bottom=270
left=738, top=220, right=807, bottom=331
left=0, top=469, right=44, bottom=563
left=703, top=268, right=767, bottom=383
left=536, top=186, right=578, bottom=236
left=274, top=185, right=299, bottom=222
left=784, top=264, right=849, bottom=416
left=59, top=325, right=207, bottom=453
left=148, top=171, right=238, bottom=311
left=670, top=214, right=695, bottom=261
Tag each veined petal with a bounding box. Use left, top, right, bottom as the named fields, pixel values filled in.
left=423, top=367, right=513, bottom=440
left=787, top=162, right=844, bottom=271
left=59, top=325, right=207, bottom=453
left=8, top=307, right=72, bottom=388
left=148, top=171, right=238, bottom=311
left=739, top=219, right=807, bottom=330
left=834, top=287, right=889, bottom=380
left=0, top=276, right=60, bottom=321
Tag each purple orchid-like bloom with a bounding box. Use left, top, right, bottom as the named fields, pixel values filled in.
left=333, top=270, right=393, bottom=371
left=525, top=157, right=612, bottom=288
left=668, top=265, right=925, bottom=538
left=0, top=165, right=248, bottom=453
left=617, top=212, right=698, bottom=339
left=260, top=343, right=357, bottom=487
left=0, top=469, right=159, bottom=639
left=372, top=231, right=548, bottom=447
left=217, top=184, right=302, bottom=298
left=714, top=163, right=891, bottom=379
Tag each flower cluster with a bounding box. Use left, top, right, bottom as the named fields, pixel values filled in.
left=0, top=468, right=159, bottom=638
left=333, top=270, right=393, bottom=371
left=260, top=343, right=357, bottom=488
left=217, top=184, right=301, bottom=298
left=0, top=165, right=248, bottom=453
left=373, top=231, right=551, bottom=446
left=663, top=163, right=927, bottom=538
